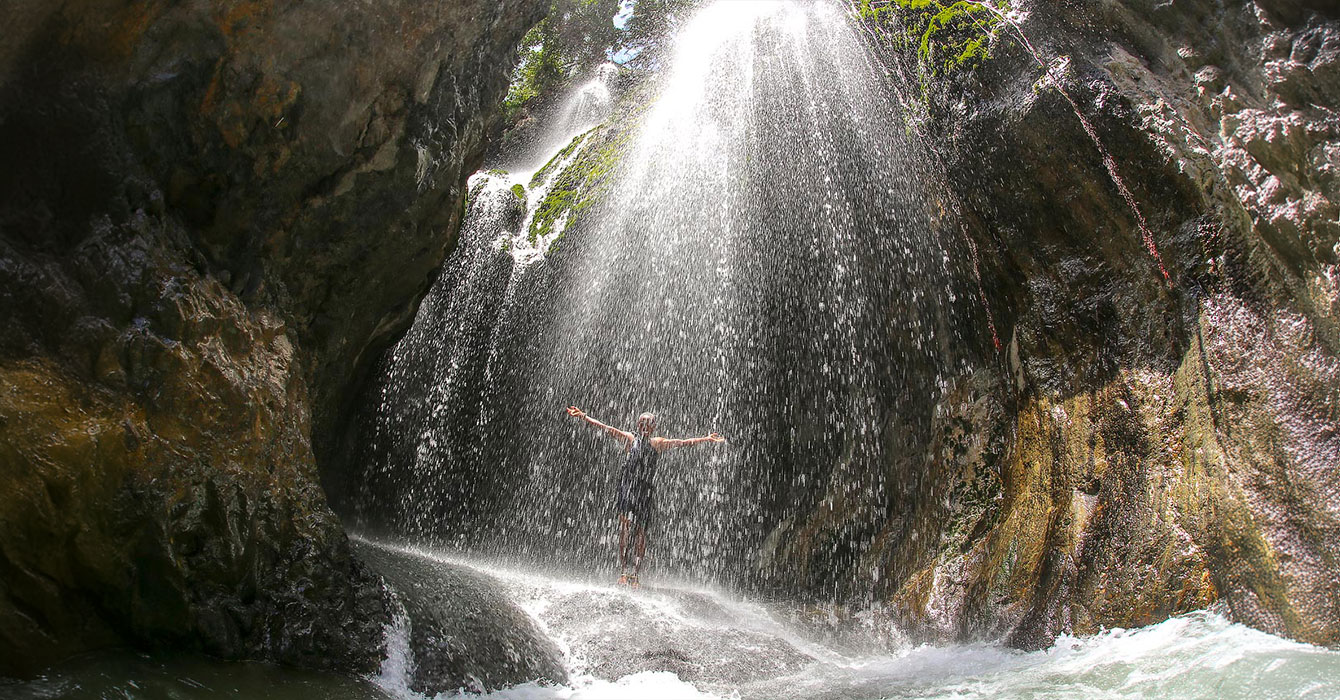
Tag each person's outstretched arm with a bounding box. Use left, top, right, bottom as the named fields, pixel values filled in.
left=653, top=432, right=726, bottom=451
left=566, top=406, right=634, bottom=446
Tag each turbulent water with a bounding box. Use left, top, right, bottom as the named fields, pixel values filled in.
left=370, top=544, right=1340, bottom=700
left=12, top=542, right=1340, bottom=700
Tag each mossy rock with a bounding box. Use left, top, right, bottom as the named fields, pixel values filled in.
left=857, top=0, right=1010, bottom=78
left=529, top=132, right=589, bottom=188
left=526, top=121, right=637, bottom=246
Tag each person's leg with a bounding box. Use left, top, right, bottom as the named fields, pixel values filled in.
left=617, top=513, right=632, bottom=584
left=630, top=523, right=647, bottom=586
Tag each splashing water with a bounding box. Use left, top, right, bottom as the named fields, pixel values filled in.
left=350, top=0, right=973, bottom=597
left=10, top=542, right=1340, bottom=698
left=374, top=600, right=417, bottom=698
left=552, top=64, right=618, bottom=143
left=354, top=542, right=1340, bottom=700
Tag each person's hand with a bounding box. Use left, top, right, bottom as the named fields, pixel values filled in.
left=566, top=406, right=585, bottom=418
left=707, top=432, right=725, bottom=443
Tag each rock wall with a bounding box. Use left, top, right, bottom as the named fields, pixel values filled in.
left=773, top=0, right=1339, bottom=648
left=0, top=0, right=543, bottom=677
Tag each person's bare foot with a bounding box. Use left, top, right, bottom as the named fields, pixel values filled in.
left=616, top=574, right=630, bottom=586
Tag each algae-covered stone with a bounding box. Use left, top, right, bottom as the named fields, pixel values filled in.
left=525, top=106, right=643, bottom=246
left=856, top=0, right=1013, bottom=77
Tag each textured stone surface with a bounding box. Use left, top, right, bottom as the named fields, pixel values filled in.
left=799, top=0, right=1340, bottom=649
left=353, top=541, right=568, bottom=693
left=0, top=0, right=543, bottom=678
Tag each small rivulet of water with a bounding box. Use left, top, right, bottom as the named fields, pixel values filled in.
left=349, top=0, right=973, bottom=595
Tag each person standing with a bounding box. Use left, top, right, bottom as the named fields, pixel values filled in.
left=565, top=406, right=725, bottom=587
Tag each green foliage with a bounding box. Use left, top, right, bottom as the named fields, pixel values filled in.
left=856, top=0, right=1010, bottom=78
left=511, top=183, right=527, bottom=201
left=503, top=20, right=565, bottom=122
left=556, top=0, right=624, bottom=66
left=502, top=0, right=624, bottom=122
left=616, top=0, right=706, bottom=65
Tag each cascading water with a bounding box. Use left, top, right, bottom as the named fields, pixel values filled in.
left=348, top=0, right=970, bottom=594
left=538, top=63, right=619, bottom=161
left=497, top=62, right=620, bottom=179
left=8, top=2, right=1340, bottom=699
left=312, top=2, right=1340, bottom=698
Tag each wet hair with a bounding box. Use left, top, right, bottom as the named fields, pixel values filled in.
left=636, top=412, right=657, bottom=433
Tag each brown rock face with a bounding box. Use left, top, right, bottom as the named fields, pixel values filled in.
left=778, top=0, right=1339, bottom=648
left=0, top=0, right=543, bottom=678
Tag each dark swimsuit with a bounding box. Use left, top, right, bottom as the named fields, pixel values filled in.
left=617, top=437, right=659, bottom=525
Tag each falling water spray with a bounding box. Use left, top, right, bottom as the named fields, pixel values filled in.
left=350, top=0, right=974, bottom=597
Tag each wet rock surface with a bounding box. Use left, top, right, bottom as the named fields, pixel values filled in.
left=353, top=541, right=568, bottom=693
left=0, top=0, right=543, bottom=678
left=340, top=0, right=1340, bottom=658
left=500, top=577, right=813, bottom=690
left=796, top=0, right=1340, bottom=649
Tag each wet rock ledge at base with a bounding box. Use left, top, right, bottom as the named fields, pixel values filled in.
left=0, top=0, right=543, bottom=678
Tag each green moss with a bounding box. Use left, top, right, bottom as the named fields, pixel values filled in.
left=530, top=132, right=589, bottom=188
left=510, top=183, right=527, bottom=201
left=856, top=0, right=1010, bottom=77
left=527, top=123, right=635, bottom=246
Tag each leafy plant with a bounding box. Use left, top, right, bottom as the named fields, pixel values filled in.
left=502, top=0, right=624, bottom=122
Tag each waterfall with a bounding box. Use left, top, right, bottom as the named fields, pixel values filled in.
left=350, top=0, right=970, bottom=595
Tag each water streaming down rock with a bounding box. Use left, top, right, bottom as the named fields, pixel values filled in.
left=494, top=62, right=621, bottom=178
left=347, top=0, right=974, bottom=595
left=3, top=0, right=1339, bottom=690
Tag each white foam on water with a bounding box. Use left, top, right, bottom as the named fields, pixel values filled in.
left=434, top=671, right=726, bottom=700
left=372, top=596, right=417, bottom=698
left=364, top=541, right=1340, bottom=700
left=789, top=612, right=1340, bottom=700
